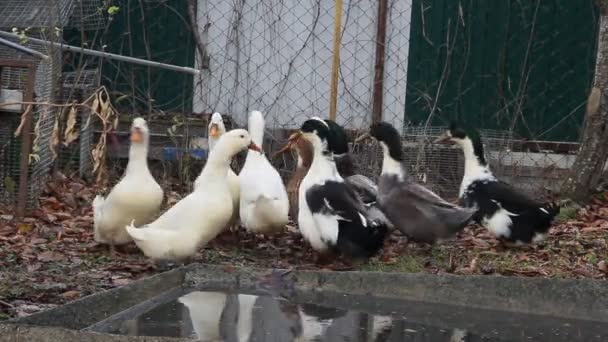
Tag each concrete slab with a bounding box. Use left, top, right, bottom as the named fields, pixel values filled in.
left=3, top=264, right=607, bottom=341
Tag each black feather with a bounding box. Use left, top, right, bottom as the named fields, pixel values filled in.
left=306, top=181, right=387, bottom=258
left=370, top=122, right=404, bottom=161
left=448, top=122, right=487, bottom=165
left=462, top=180, right=559, bottom=243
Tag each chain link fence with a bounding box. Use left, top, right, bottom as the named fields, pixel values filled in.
left=0, top=0, right=600, bottom=211
left=193, top=0, right=411, bottom=131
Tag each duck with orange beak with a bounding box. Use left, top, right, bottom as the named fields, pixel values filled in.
left=289, top=118, right=388, bottom=260
left=93, top=117, right=163, bottom=255
left=127, top=129, right=262, bottom=264
left=273, top=131, right=314, bottom=222
left=194, top=112, right=242, bottom=231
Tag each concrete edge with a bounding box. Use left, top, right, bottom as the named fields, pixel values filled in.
left=184, top=264, right=608, bottom=322
left=0, top=324, right=189, bottom=342
left=8, top=266, right=188, bottom=330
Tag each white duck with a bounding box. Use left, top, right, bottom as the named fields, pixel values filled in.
left=93, top=117, right=163, bottom=254
left=239, top=110, right=289, bottom=234
left=194, top=112, right=240, bottom=230
left=178, top=291, right=227, bottom=341
left=126, top=129, right=262, bottom=261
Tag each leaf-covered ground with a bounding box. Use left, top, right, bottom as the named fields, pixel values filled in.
left=1, top=173, right=607, bottom=320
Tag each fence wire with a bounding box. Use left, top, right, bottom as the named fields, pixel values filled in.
left=193, top=0, right=411, bottom=131
left=0, top=0, right=600, bottom=210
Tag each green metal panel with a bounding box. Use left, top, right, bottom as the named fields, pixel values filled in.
left=96, top=0, right=195, bottom=113
left=405, top=0, right=599, bottom=141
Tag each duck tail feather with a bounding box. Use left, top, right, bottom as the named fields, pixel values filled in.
left=125, top=220, right=145, bottom=241
left=92, top=195, right=105, bottom=227
left=540, top=201, right=560, bottom=219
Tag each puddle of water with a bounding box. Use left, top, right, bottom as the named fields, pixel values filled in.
left=88, top=288, right=608, bottom=342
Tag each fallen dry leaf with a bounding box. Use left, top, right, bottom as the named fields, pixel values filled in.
left=17, top=223, right=33, bottom=234
left=37, top=251, right=66, bottom=262
left=61, top=290, right=81, bottom=300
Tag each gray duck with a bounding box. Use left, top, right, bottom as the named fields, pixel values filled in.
left=360, top=122, right=477, bottom=243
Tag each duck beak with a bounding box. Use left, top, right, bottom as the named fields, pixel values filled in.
left=248, top=141, right=263, bottom=152
left=272, top=131, right=302, bottom=159
left=354, top=132, right=371, bottom=144
left=433, top=132, right=453, bottom=144
left=209, top=124, right=220, bottom=138
left=130, top=127, right=144, bottom=143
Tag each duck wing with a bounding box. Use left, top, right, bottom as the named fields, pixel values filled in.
left=344, top=174, right=378, bottom=204
left=474, top=181, right=543, bottom=213
left=378, top=175, right=475, bottom=241
left=306, top=181, right=387, bottom=257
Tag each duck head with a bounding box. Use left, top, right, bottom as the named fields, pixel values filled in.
left=273, top=131, right=314, bottom=168
left=434, top=123, right=487, bottom=166
left=297, top=117, right=344, bottom=156
left=368, top=121, right=404, bottom=162
left=213, top=129, right=262, bottom=159
left=208, top=112, right=227, bottom=150
left=129, top=117, right=150, bottom=145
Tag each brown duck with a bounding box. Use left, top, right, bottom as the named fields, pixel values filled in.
left=275, top=132, right=313, bottom=221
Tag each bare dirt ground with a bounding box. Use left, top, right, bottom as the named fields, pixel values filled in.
left=1, top=172, right=607, bottom=320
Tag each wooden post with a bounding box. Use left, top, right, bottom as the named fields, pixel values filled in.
left=372, top=0, right=389, bottom=124
left=15, top=62, right=36, bottom=220
left=329, top=0, right=343, bottom=121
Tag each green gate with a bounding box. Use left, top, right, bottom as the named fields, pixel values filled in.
left=405, top=0, right=599, bottom=141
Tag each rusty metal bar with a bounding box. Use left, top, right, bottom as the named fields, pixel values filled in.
left=14, top=62, right=36, bottom=220
left=0, top=31, right=202, bottom=75
left=0, top=37, right=50, bottom=60
left=371, top=0, right=389, bottom=124
left=328, top=0, right=343, bottom=121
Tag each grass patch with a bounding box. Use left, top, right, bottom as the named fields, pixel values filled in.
left=555, top=206, right=579, bottom=222
left=362, top=254, right=426, bottom=273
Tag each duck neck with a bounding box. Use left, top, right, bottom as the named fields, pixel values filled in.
left=198, top=145, right=233, bottom=184
left=248, top=116, right=265, bottom=148
left=309, top=148, right=340, bottom=180
left=126, top=142, right=150, bottom=175
left=295, top=140, right=313, bottom=169
left=380, top=142, right=405, bottom=179
left=208, top=136, right=220, bottom=151
left=459, top=137, right=491, bottom=178
left=335, top=154, right=356, bottom=178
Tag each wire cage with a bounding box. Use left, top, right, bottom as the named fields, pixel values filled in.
left=0, top=0, right=80, bottom=211
left=67, top=0, right=108, bottom=31
left=0, top=39, right=60, bottom=211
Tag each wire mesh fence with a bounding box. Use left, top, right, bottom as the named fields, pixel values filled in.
left=0, top=0, right=600, bottom=212
left=0, top=32, right=60, bottom=209
left=192, top=0, right=411, bottom=131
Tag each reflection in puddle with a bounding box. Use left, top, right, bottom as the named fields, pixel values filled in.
left=104, top=290, right=607, bottom=342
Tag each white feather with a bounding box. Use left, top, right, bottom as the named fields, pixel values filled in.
left=482, top=207, right=513, bottom=238
left=194, top=113, right=240, bottom=229
left=94, top=117, right=163, bottom=246
left=239, top=111, right=289, bottom=233
left=532, top=233, right=548, bottom=243
left=456, top=137, right=495, bottom=197
left=126, top=130, right=252, bottom=261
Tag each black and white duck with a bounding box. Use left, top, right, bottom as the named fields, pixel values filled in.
left=319, top=118, right=393, bottom=228
left=275, top=118, right=392, bottom=228
left=358, top=122, right=477, bottom=243
left=292, top=118, right=388, bottom=259
left=434, top=123, right=560, bottom=244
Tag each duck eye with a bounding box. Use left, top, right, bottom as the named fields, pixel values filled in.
left=240, top=135, right=244, bottom=138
